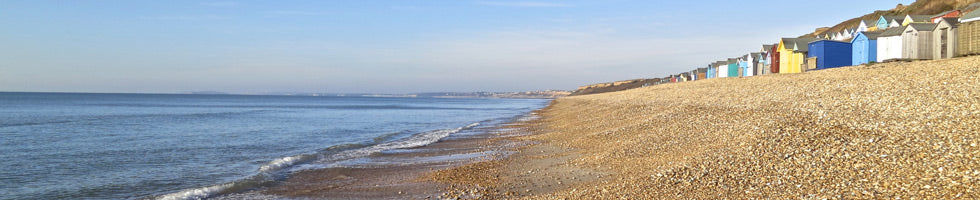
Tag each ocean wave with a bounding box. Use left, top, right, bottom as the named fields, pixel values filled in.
left=154, top=182, right=234, bottom=200
left=295, top=122, right=481, bottom=170
left=151, top=122, right=480, bottom=200
left=257, top=155, right=311, bottom=173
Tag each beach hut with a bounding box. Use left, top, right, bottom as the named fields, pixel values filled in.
left=706, top=63, right=716, bottom=79
left=750, top=52, right=762, bottom=76
left=858, top=19, right=877, bottom=32
left=769, top=43, right=780, bottom=73
left=932, top=10, right=961, bottom=23
left=777, top=38, right=819, bottom=73
left=852, top=30, right=883, bottom=65
left=696, top=68, right=707, bottom=80
left=958, top=9, right=980, bottom=56
left=902, top=23, right=937, bottom=60
left=727, top=58, right=739, bottom=77
left=807, top=40, right=853, bottom=70
left=934, top=18, right=959, bottom=59
left=877, top=27, right=905, bottom=62
left=776, top=38, right=795, bottom=73
left=877, top=16, right=903, bottom=30
left=760, top=45, right=773, bottom=74
left=795, top=40, right=817, bottom=72
left=716, top=60, right=729, bottom=78
left=756, top=52, right=769, bottom=75
left=739, top=54, right=752, bottom=77
left=890, top=18, right=904, bottom=28
left=904, top=15, right=932, bottom=26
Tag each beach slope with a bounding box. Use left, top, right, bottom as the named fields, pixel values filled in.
left=433, top=56, right=980, bottom=199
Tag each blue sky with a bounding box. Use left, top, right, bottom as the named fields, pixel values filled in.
left=0, top=0, right=914, bottom=94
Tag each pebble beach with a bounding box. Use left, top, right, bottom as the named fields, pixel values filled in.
left=430, top=56, right=980, bottom=199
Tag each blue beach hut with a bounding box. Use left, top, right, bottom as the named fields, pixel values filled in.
left=851, top=31, right=883, bottom=65
left=738, top=54, right=754, bottom=77
left=706, top=63, right=716, bottom=79
left=807, top=40, right=853, bottom=70
left=727, top=58, right=739, bottom=77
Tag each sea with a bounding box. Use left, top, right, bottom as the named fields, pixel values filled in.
left=0, top=92, right=550, bottom=200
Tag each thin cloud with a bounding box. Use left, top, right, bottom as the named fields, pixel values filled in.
left=140, top=15, right=231, bottom=21
left=200, top=1, right=238, bottom=7
left=265, top=10, right=324, bottom=16
left=477, top=1, right=572, bottom=7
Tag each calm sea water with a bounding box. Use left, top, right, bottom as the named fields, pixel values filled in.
left=0, top=92, right=549, bottom=200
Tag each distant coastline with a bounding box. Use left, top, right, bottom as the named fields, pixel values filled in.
left=186, top=90, right=573, bottom=99
left=0, top=90, right=572, bottom=99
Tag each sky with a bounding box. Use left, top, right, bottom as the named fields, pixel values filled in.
left=0, top=0, right=915, bottom=94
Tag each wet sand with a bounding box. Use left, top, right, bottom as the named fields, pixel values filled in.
left=433, top=56, right=980, bottom=199
left=242, top=119, right=543, bottom=199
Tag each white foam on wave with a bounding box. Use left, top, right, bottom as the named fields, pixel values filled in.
left=154, top=183, right=233, bottom=200
left=296, top=122, right=480, bottom=170
left=153, top=154, right=315, bottom=200
left=515, top=112, right=540, bottom=122
left=258, top=155, right=306, bottom=173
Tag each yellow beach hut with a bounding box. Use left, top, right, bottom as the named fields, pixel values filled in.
left=777, top=38, right=819, bottom=73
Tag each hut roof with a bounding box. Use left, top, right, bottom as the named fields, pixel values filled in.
left=791, top=38, right=820, bottom=51
left=932, top=10, right=960, bottom=18
left=862, top=19, right=877, bottom=26
left=861, top=30, right=885, bottom=40
left=808, top=39, right=850, bottom=45
left=907, top=23, right=938, bottom=31
left=879, top=27, right=904, bottom=37
left=780, top=38, right=793, bottom=49
left=883, top=15, right=903, bottom=22
left=937, top=17, right=960, bottom=27
left=961, top=9, right=980, bottom=22
left=909, top=15, right=932, bottom=22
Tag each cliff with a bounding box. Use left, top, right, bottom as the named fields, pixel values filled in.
left=810, top=0, right=980, bottom=37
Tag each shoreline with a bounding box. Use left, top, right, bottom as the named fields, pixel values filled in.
left=215, top=112, right=549, bottom=199
left=422, top=103, right=610, bottom=199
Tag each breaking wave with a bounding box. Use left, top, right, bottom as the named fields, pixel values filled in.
left=151, top=122, right=480, bottom=200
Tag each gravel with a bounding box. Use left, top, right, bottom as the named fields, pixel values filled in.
left=435, top=56, right=980, bottom=199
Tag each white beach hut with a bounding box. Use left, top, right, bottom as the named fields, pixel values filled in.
left=877, top=27, right=905, bottom=62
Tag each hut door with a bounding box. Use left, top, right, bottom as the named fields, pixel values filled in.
left=940, top=28, right=949, bottom=58
left=856, top=38, right=865, bottom=61
left=904, top=31, right=914, bottom=59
